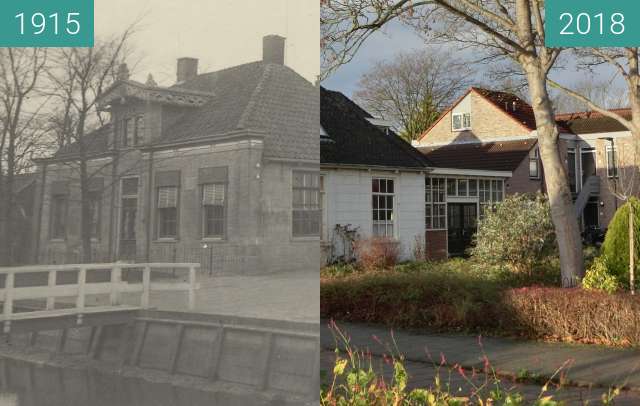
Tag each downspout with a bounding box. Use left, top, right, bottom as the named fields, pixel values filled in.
left=34, top=163, right=47, bottom=263
left=145, top=151, right=154, bottom=262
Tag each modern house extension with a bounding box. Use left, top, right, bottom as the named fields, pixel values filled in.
left=417, top=87, right=630, bottom=257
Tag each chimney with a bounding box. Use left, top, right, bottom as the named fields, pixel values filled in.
left=176, top=57, right=198, bottom=84
left=262, top=35, right=285, bottom=65
left=117, top=63, right=130, bottom=81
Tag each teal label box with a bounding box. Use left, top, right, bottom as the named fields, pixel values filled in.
left=0, top=0, right=93, bottom=47
left=546, top=0, right=640, bottom=47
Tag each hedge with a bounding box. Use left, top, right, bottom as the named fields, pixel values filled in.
left=321, top=273, right=640, bottom=346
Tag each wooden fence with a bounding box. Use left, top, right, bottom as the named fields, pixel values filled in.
left=0, top=263, right=200, bottom=333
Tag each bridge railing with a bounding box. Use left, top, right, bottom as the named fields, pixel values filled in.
left=0, top=262, right=200, bottom=332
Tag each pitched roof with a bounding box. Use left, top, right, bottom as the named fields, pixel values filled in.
left=472, top=87, right=537, bottom=131
left=556, top=109, right=631, bottom=134
left=53, top=61, right=318, bottom=162
left=417, top=139, right=536, bottom=172
left=320, top=87, right=430, bottom=170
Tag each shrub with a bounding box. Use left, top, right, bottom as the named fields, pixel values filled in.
left=353, top=237, right=400, bottom=271
left=503, top=287, right=640, bottom=346
left=601, top=197, right=640, bottom=287
left=321, top=265, right=640, bottom=346
left=582, top=257, right=620, bottom=294
left=471, top=193, right=555, bottom=275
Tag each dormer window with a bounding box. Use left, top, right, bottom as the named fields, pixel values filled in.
left=452, top=113, right=471, bottom=131
left=122, top=115, right=144, bottom=147
left=135, top=116, right=145, bottom=145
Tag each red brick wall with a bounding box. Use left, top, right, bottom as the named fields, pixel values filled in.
left=426, top=230, right=447, bottom=260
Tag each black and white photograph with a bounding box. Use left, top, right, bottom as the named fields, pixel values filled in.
left=0, top=1, right=319, bottom=405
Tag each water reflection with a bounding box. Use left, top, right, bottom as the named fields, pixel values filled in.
left=0, top=358, right=299, bottom=406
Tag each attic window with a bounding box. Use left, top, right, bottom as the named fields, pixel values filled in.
left=452, top=113, right=471, bottom=131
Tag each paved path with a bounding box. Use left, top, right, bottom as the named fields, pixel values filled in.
left=321, top=321, right=640, bottom=403
left=147, top=270, right=320, bottom=322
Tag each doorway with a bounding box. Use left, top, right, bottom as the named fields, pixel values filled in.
left=447, top=203, right=477, bottom=257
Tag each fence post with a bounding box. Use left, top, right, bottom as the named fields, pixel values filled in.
left=3, top=272, right=14, bottom=333
left=188, top=265, right=197, bottom=310
left=76, top=267, right=86, bottom=312
left=141, top=265, right=151, bottom=308
left=46, top=270, right=57, bottom=310
left=110, top=265, right=122, bottom=306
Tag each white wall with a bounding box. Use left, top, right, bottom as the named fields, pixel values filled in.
left=322, top=168, right=425, bottom=261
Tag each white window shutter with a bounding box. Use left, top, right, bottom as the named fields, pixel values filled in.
left=158, top=187, right=178, bottom=208
left=202, top=184, right=225, bottom=205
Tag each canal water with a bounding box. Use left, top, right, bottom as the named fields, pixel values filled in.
left=0, top=358, right=297, bottom=406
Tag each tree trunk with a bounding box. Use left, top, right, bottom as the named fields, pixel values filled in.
left=524, top=64, right=585, bottom=287
left=2, top=140, right=16, bottom=266
left=80, top=158, right=93, bottom=264
left=630, top=202, right=635, bottom=294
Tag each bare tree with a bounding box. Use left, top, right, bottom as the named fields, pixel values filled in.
left=552, top=75, right=627, bottom=114
left=322, top=0, right=585, bottom=286
left=47, top=29, right=135, bottom=263
left=354, top=48, right=472, bottom=141
left=0, top=49, right=48, bottom=265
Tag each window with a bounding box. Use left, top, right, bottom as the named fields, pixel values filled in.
left=292, top=171, right=321, bottom=237
left=606, top=146, right=618, bottom=178
left=479, top=179, right=504, bottom=217
left=157, top=186, right=179, bottom=238
left=122, top=118, right=135, bottom=147
left=468, top=179, right=478, bottom=197
left=457, top=179, right=468, bottom=197
left=88, top=191, right=101, bottom=239
left=120, top=178, right=138, bottom=241
left=50, top=195, right=67, bottom=239
left=447, top=178, right=457, bottom=196
left=567, top=148, right=577, bottom=193
left=320, top=175, right=327, bottom=241
left=426, top=177, right=446, bottom=230
left=135, top=116, right=144, bottom=145
left=452, top=112, right=471, bottom=131
left=529, top=147, right=540, bottom=179
left=372, top=178, right=394, bottom=237
left=202, top=183, right=226, bottom=238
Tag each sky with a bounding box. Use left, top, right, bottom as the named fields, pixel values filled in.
left=95, top=0, right=319, bottom=85
left=320, top=19, right=625, bottom=110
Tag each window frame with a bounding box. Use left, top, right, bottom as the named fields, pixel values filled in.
left=452, top=112, right=471, bottom=131
left=425, top=177, right=447, bottom=231
left=156, top=186, right=180, bottom=240
left=529, top=147, right=540, bottom=179
left=606, top=145, right=618, bottom=178
left=292, top=170, right=321, bottom=238
left=134, top=115, right=144, bottom=145
left=49, top=194, right=68, bottom=240
left=372, top=177, right=396, bottom=238
left=88, top=190, right=102, bottom=240
left=201, top=183, right=227, bottom=240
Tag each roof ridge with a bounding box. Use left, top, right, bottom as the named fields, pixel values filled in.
left=236, top=64, right=272, bottom=129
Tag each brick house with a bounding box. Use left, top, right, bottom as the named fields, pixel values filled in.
left=556, top=109, right=636, bottom=231
left=33, top=35, right=320, bottom=274
left=320, top=87, right=431, bottom=262
left=417, top=87, right=630, bottom=258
